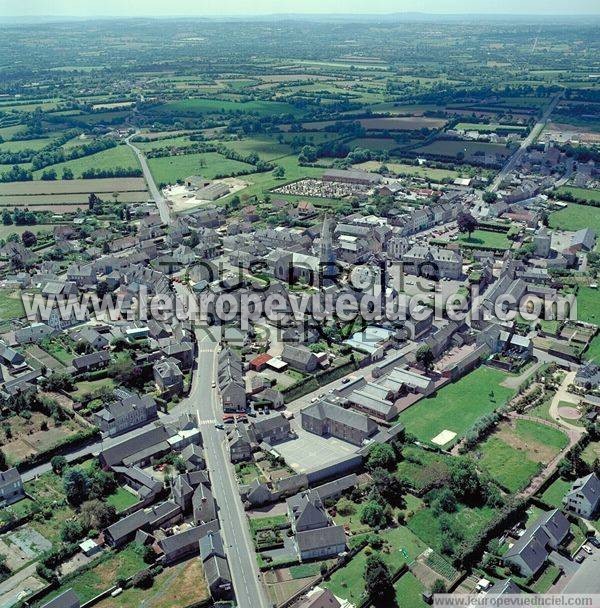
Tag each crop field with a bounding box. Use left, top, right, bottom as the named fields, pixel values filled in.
left=147, top=151, right=254, bottom=185
left=151, top=97, right=306, bottom=118
left=477, top=420, right=568, bottom=493
left=398, top=366, right=514, bottom=445
left=358, top=116, right=447, bottom=130
left=30, top=145, right=140, bottom=179
left=0, top=177, right=148, bottom=195
left=414, top=139, right=511, bottom=161
left=355, top=160, right=463, bottom=181
left=347, top=137, right=401, bottom=151
left=455, top=122, right=526, bottom=132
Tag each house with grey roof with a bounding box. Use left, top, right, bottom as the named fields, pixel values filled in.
left=563, top=473, right=600, bottom=519
left=41, top=589, right=80, bottom=608
left=157, top=521, right=219, bottom=564
left=504, top=509, right=570, bottom=577
left=72, top=350, right=111, bottom=373
left=219, top=348, right=246, bottom=413
left=94, top=394, right=158, bottom=437
left=0, top=467, right=24, bottom=506
left=301, top=400, right=378, bottom=446
left=111, top=466, right=163, bottom=506
left=200, top=531, right=233, bottom=601
left=281, top=344, right=319, bottom=373
left=487, top=579, right=522, bottom=596
left=295, top=525, right=346, bottom=561
left=153, top=358, right=184, bottom=397
left=193, top=483, right=217, bottom=525
left=574, top=362, right=600, bottom=390
left=172, top=470, right=211, bottom=513
left=181, top=443, right=205, bottom=471
left=287, top=490, right=330, bottom=533
left=249, top=413, right=291, bottom=445
left=295, top=588, right=342, bottom=608
left=105, top=509, right=151, bottom=548
left=99, top=426, right=171, bottom=469
left=227, top=421, right=254, bottom=463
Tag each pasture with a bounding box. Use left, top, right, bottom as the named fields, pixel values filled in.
left=549, top=202, right=600, bottom=238
left=414, top=139, right=511, bottom=161
left=397, top=367, right=514, bottom=445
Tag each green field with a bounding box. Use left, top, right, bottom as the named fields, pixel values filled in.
left=455, top=122, right=526, bottom=133
left=549, top=202, right=600, bottom=239
left=389, top=572, right=428, bottom=608
left=106, top=487, right=140, bottom=512
left=556, top=186, right=600, bottom=204
left=413, top=140, right=511, bottom=161
left=408, top=503, right=499, bottom=555
left=152, top=97, right=306, bottom=118
left=458, top=229, right=511, bottom=249
left=147, top=152, right=254, bottom=185
left=540, top=477, right=571, bottom=508
left=31, top=145, right=140, bottom=179
left=325, top=526, right=428, bottom=605
left=398, top=367, right=514, bottom=445
left=356, top=160, right=462, bottom=182
left=478, top=420, right=568, bottom=493
left=395, top=445, right=453, bottom=492
left=576, top=287, right=600, bottom=326
left=0, top=288, right=25, bottom=323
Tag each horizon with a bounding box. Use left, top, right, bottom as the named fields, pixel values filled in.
left=2, top=0, right=600, bottom=18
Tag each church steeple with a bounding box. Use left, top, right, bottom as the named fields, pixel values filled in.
left=319, top=214, right=337, bottom=286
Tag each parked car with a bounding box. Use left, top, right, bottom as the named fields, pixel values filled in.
left=575, top=552, right=586, bottom=563
left=582, top=545, right=593, bottom=555
left=588, top=536, right=600, bottom=548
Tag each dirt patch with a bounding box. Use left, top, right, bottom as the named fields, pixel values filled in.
left=557, top=406, right=581, bottom=420
left=496, top=421, right=558, bottom=463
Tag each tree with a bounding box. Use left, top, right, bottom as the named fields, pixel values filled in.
left=366, top=443, right=396, bottom=471
left=96, top=280, right=109, bottom=299
left=0, top=449, right=7, bottom=471
left=51, top=455, right=68, bottom=475
left=2, top=210, right=12, bottom=225
left=416, top=344, right=434, bottom=372
left=431, top=579, right=447, bottom=594
left=371, top=468, right=406, bottom=505
left=360, top=501, right=387, bottom=529
left=273, top=165, right=285, bottom=178
left=364, top=554, right=395, bottom=606
left=63, top=467, right=89, bottom=506
left=80, top=499, right=116, bottom=529
left=21, top=230, right=37, bottom=247
left=482, top=191, right=498, bottom=204
left=61, top=520, right=83, bottom=543
left=457, top=210, right=478, bottom=238
left=62, top=168, right=74, bottom=180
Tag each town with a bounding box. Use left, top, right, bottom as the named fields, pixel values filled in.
left=0, top=8, right=599, bottom=608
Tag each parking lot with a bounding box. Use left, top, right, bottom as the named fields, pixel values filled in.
left=272, top=425, right=357, bottom=474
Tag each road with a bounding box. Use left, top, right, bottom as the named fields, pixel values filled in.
left=125, top=134, right=173, bottom=225
left=185, top=329, right=270, bottom=608
left=489, top=91, right=563, bottom=192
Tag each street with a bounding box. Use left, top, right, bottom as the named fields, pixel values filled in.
left=125, top=134, right=173, bottom=225
left=185, top=330, right=271, bottom=608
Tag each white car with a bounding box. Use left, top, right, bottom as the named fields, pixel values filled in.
left=582, top=544, right=593, bottom=555
left=212, top=381, right=216, bottom=388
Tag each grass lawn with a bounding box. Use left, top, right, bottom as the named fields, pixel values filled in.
left=549, top=203, right=600, bottom=243
left=106, top=487, right=139, bottom=512
left=219, top=136, right=293, bottom=161
left=529, top=563, right=561, bottom=593
left=95, top=558, right=210, bottom=608
left=147, top=151, right=254, bottom=185
left=455, top=122, right=525, bottom=133
left=0, top=287, right=25, bottom=323
left=35, top=545, right=147, bottom=606
left=0, top=497, right=37, bottom=524
left=248, top=514, right=288, bottom=534
left=584, top=336, right=600, bottom=362
left=582, top=440, right=600, bottom=466
left=477, top=420, right=568, bottom=493
left=31, top=144, right=139, bottom=180
left=398, top=367, right=514, bottom=445
left=388, top=572, right=428, bottom=608
left=576, top=287, right=600, bottom=326
left=70, top=377, right=117, bottom=400
left=556, top=186, right=600, bottom=204
left=325, top=526, right=427, bottom=607
left=477, top=437, right=541, bottom=493
left=458, top=229, right=511, bottom=250
left=408, top=504, right=499, bottom=556
left=235, top=462, right=266, bottom=485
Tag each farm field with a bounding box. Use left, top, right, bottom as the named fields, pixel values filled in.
left=0, top=288, right=25, bottom=324
left=556, top=186, right=600, bottom=203
left=147, top=152, right=254, bottom=185
left=151, top=97, right=306, bottom=117
left=477, top=420, right=568, bottom=493
left=347, top=137, right=402, bottom=151
left=455, top=122, right=526, bottom=132
left=0, top=224, right=60, bottom=239
left=355, top=160, right=463, bottom=181
left=358, top=116, right=447, bottom=131
left=413, top=139, right=511, bottom=161
left=0, top=177, right=148, bottom=195
left=549, top=202, right=600, bottom=239
left=31, top=145, right=140, bottom=179
left=397, top=367, right=514, bottom=445
left=576, top=287, right=600, bottom=326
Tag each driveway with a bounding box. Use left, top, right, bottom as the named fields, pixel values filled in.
left=549, top=370, right=582, bottom=431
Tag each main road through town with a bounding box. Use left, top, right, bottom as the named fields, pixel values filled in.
left=125, top=134, right=173, bottom=225
left=185, top=328, right=271, bottom=608
left=488, top=91, right=563, bottom=193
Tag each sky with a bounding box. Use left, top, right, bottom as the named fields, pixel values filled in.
left=1, top=0, right=600, bottom=17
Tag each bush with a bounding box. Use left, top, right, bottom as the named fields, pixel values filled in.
left=132, top=569, right=154, bottom=589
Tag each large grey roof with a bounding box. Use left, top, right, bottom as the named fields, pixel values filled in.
left=302, top=400, right=377, bottom=434
left=296, top=525, right=346, bottom=552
